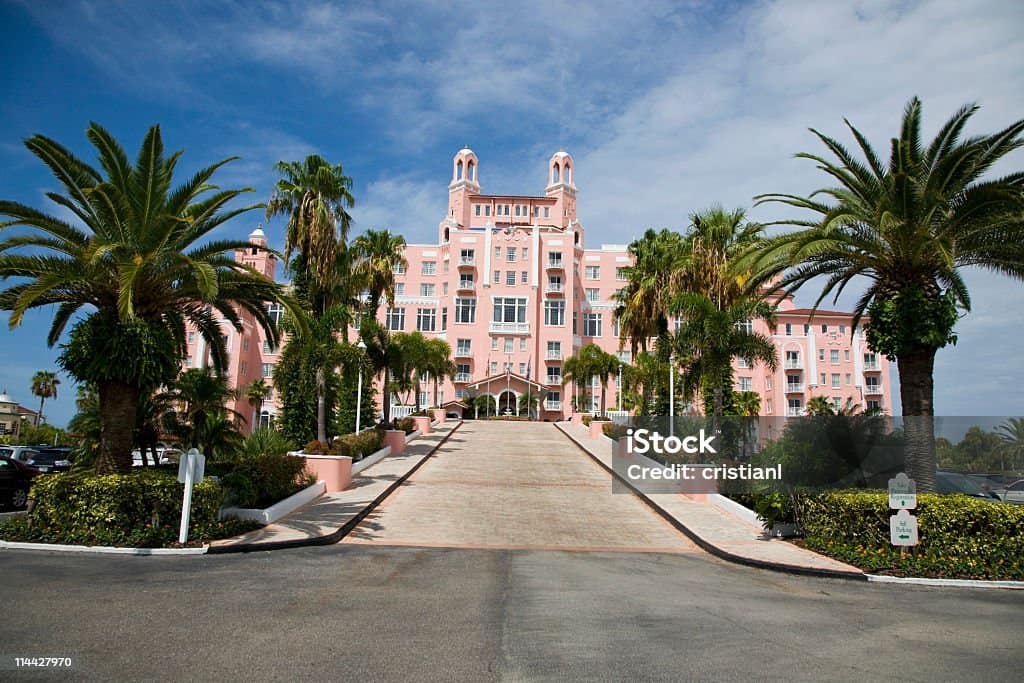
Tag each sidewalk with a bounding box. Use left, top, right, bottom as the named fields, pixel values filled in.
left=209, top=421, right=461, bottom=553
left=556, top=422, right=864, bottom=578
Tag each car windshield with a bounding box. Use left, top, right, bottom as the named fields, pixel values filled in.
left=31, top=452, right=61, bottom=465
left=0, top=448, right=11, bottom=457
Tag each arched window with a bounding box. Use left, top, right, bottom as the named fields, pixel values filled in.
left=552, top=163, right=560, bottom=184
left=456, top=160, right=463, bottom=180
left=565, top=164, right=572, bottom=184
left=467, top=160, right=475, bottom=181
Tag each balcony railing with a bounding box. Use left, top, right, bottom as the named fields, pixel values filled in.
left=545, top=282, right=564, bottom=293
left=546, top=259, right=564, bottom=270
left=786, top=408, right=805, bottom=417
left=544, top=401, right=562, bottom=411
left=489, top=322, right=530, bottom=335
left=545, top=377, right=562, bottom=386
left=864, top=384, right=883, bottom=395
left=546, top=350, right=562, bottom=360
left=458, top=256, right=475, bottom=267
left=784, top=359, right=803, bottom=370
left=454, top=348, right=472, bottom=358
left=457, top=280, right=475, bottom=291
left=863, top=361, right=880, bottom=371
left=785, top=384, right=805, bottom=393
left=454, top=373, right=472, bottom=383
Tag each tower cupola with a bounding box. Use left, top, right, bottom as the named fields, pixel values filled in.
left=450, top=146, right=480, bottom=192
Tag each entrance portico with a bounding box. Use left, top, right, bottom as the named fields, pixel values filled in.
left=466, top=371, right=547, bottom=418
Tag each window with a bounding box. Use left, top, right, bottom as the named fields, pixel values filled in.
left=491, top=338, right=498, bottom=350
left=582, top=313, right=602, bottom=337
left=485, top=205, right=491, bottom=217
left=548, top=251, right=562, bottom=267
left=490, top=361, right=498, bottom=373
left=519, top=338, right=527, bottom=351
left=844, top=350, right=850, bottom=361
left=456, top=363, right=470, bottom=378
left=737, top=320, right=753, bottom=334
left=475, top=205, right=481, bottom=216
left=864, top=352, right=878, bottom=366
left=443, top=260, right=449, bottom=273
left=544, top=207, right=550, bottom=218
left=788, top=398, right=802, bottom=415
left=832, top=397, right=843, bottom=412
left=548, top=341, right=561, bottom=357
left=441, top=307, right=447, bottom=331
left=845, top=373, right=851, bottom=385
left=504, top=338, right=514, bottom=353
left=832, top=373, right=841, bottom=388
left=495, top=246, right=502, bottom=260
left=785, top=350, right=800, bottom=367
left=267, top=302, right=285, bottom=326
left=395, top=283, right=405, bottom=295
left=240, top=361, right=248, bottom=375
left=521, top=248, right=528, bottom=262
left=392, top=262, right=406, bottom=275
left=831, top=350, right=840, bottom=364
left=585, top=288, right=600, bottom=302
left=262, top=363, right=274, bottom=378
left=494, top=270, right=501, bottom=284
left=416, top=308, right=436, bottom=332
left=420, top=261, right=435, bottom=275
left=765, top=399, right=773, bottom=414
left=459, top=274, right=474, bottom=289
left=785, top=323, right=793, bottom=336
left=386, top=307, right=405, bottom=331
left=820, top=372, right=827, bottom=385
left=867, top=400, right=881, bottom=412
left=420, top=283, right=435, bottom=297
left=519, top=362, right=526, bottom=375
left=737, top=358, right=751, bottom=369
left=803, top=324, right=810, bottom=335
left=454, top=297, right=476, bottom=323
left=585, top=265, right=600, bottom=279
left=821, top=324, right=828, bottom=333
left=185, top=355, right=192, bottom=368
left=460, top=249, right=474, bottom=264
left=507, top=247, right=516, bottom=262
left=839, top=325, right=846, bottom=334
left=521, top=271, right=528, bottom=284
left=819, top=349, right=825, bottom=361
left=506, top=271, right=516, bottom=286
left=738, top=377, right=753, bottom=391
left=616, top=267, right=627, bottom=281
left=187, top=331, right=195, bottom=344
left=493, top=297, right=527, bottom=323
left=765, top=377, right=772, bottom=391
left=456, top=339, right=471, bottom=355
left=544, top=300, right=565, bottom=326
left=534, top=207, right=539, bottom=217
left=865, top=377, right=881, bottom=390
left=547, top=366, right=562, bottom=383
left=263, top=340, right=278, bottom=354
left=612, top=318, right=620, bottom=337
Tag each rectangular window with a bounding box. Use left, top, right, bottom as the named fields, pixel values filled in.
left=521, top=248, right=528, bottom=262
left=494, top=270, right=501, bottom=284
left=585, top=265, right=600, bottom=279
left=506, top=271, right=516, bottom=286
left=821, top=324, right=828, bottom=333
left=507, top=247, right=516, bottom=262
left=582, top=313, right=602, bottom=337
left=521, top=271, right=528, bottom=284
left=544, top=300, right=565, bottom=326
left=441, top=307, right=447, bottom=331
left=585, top=288, right=600, bottom=302
left=613, top=318, right=621, bottom=337
left=504, top=338, right=513, bottom=353
left=495, top=246, right=501, bottom=260
left=395, top=283, right=405, bottom=295
left=485, top=205, right=491, bottom=216
left=548, top=251, right=562, bottom=267
left=737, top=358, right=751, bottom=369
left=833, top=397, right=843, bottom=412
left=460, top=249, right=474, bottom=264
left=420, top=283, right=434, bottom=297
left=456, top=363, right=470, bottom=377
left=867, top=400, right=881, bottom=412
left=392, top=263, right=406, bottom=275
left=845, top=373, right=851, bottom=385
left=421, top=261, right=436, bottom=275
left=519, top=338, right=527, bottom=351
left=547, top=366, right=562, bottom=383
left=491, top=338, right=498, bottom=350
left=490, top=361, right=498, bottom=373
left=819, top=349, right=825, bottom=361
left=263, top=340, right=278, bottom=354
left=386, top=307, right=405, bottom=331
left=267, top=302, right=285, bottom=326
left=262, top=363, right=274, bottom=378
left=831, top=349, right=840, bottom=364
left=493, top=297, right=527, bottom=323
left=456, top=339, right=471, bottom=355
left=185, top=355, right=192, bottom=368
left=475, top=205, right=481, bottom=216
left=547, top=341, right=561, bottom=357
left=839, top=325, right=846, bottom=334
left=737, top=320, right=753, bottom=334
left=416, top=308, right=436, bottom=332
left=785, top=323, right=792, bottom=336
left=519, top=362, right=526, bottom=375
left=738, top=377, right=753, bottom=391
left=534, top=207, right=539, bottom=217
left=831, top=373, right=841, bottom=388
left=187, top=331, right=195, bottom=344
left=616, top=267, right=627, bottom=280
left=844, top=350, right=850, bottom=361
left=459, top=274, right=473, bottom=289
left=820, top=372, right=827, bottom=385
left=803, top=324, right=810, bottom=335
left=454, top=297, right=476, bottom=324
left=544, top=207, right=550, bottom=218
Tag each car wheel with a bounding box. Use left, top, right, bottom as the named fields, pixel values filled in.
left=10, top=487, right=29, bottom=509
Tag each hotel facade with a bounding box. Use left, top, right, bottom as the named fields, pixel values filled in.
left=184, top=148, right=893, bottom=430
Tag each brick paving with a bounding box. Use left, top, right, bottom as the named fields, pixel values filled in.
left=344, top=420, right=698, bottom=553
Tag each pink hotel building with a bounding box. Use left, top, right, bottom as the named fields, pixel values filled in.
left=184, top=148, right=893, bottom=430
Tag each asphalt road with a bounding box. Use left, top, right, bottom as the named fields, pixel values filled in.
left=2, top=545, right=1022, bottom=682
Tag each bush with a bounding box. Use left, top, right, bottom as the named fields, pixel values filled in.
left=4, top=471, right=230, bottom=547
left=581, top=415, right=594, bottom=426
left=395, top=417, right=416, bottom=434
left=602, top=422, right=628, bottom=439
left=800, top=491, right=1024, bottom=580
left=241, top=428, right=295, bottom=458
left=225, top=453, right=315, bottom=509
left=339, top=429, right=385, bottom=460
left=304, top=440, right=330, bottom=455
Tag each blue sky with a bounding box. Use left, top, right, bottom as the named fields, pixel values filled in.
left=2, top=0, right=1023, bottom=427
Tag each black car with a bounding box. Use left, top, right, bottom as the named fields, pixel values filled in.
left=26, top=447, right=73, bottom=474
left=0, top=455, right=40, bottom=509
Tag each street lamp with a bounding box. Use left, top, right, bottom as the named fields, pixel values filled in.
left=668, top=353, right=676, bottom=437
left=617, top=362, right=622, bottom=412
left=355, top=339, right=367, bottom=433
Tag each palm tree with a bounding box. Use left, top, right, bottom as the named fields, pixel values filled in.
left=733, top=390, right=761, bottom=417
left=753, top=97, right=1024, bottom=491
left=163, top=368, right=244, bottom=458
left=518, top=390, right=546, bottom=419
left=613, top=228, right=685, bottom=355
left=245, top=378, right=272, bottom=429
left=563, top=350, right=593, bottom=414
left=30, top=371, right=60, bottom=427
left=423, top=337, right=455, bottom=408
left=806, top=396, right=835, bottom=417
left=563, top=344, right=619, bottom=415
left=0, top=123, right=288, bottom=473
left=351, top=229, right=408, bottom=316
left=266, top=154, right=355, bottom=308
left=360, top=320, right=404, bottom=427
left=996, top=418, right=1024, bottom=471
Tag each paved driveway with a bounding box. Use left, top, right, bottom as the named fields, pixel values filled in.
left=344, top=421, right=697, bottom=553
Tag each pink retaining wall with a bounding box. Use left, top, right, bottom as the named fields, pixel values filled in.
left=303, top=455, right=353, bottom=493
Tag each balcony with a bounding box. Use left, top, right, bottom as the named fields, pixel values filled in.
left=458, top=256, right=476, bottom=268
left=544, top=400, right=562, bottom=411
left=785, top=383, right=805, bottom=394
left=545, top=282, right=565, bottom=295
left=784, top=359, right=803, bottom=370
left=454, top=373, right=472, bottom=383
left=546, top=259, right=564, bottom=271
left=489, top=322, right=530, bottom=335
left=545, top=376, right=563, bottom=386
left=863, top=360, right=881, bottom=371
left=454, top=348, right=472, bottom=358
left=864, top=384, right=883, bottom=395
left=457, top=280, right=475, bottom=292
left=546, top=350, right=562, bottom=360
left=786, top=408, right=805, bottom=417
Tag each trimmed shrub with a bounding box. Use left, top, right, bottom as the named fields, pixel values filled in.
left=7, top=471, right=231, bottom=547
left=581, top=415, right=594, bottom=426
left=800, top=491, right=1024, bottom=580
left=395, top=417, right=416, bottom=434
left=602, top=422, right=628, bottom=439
left=226, top=453, right=315, bottom=509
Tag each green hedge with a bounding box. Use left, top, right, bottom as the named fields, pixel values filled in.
left=0, top=471, right=256, bottom=547
left=602, top=422, right=628, bottom=439
left=223, top=453, right=315, bottom=509
left=304, top=429, right=387, bottom=459
left=800, top=491, right=1024, bottom=580
left=395, top=417, right=417, bottom=434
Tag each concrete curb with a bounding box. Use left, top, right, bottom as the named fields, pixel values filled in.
left=221, top=481, right=327, bottom=526
left=0, top=540, right=208, bottom=555
left=865, top=574, right=1024, bottom=590
left=207, top=420, right=464, bottom=554
left=555, top=423, right=867, bottom=582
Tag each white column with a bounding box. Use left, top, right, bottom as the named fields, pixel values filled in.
left=531, top=225, right=540, bottom=288
left=483, top=222, right=493, bottom=288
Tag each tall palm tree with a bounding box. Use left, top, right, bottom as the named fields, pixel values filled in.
left=562, top=350, right=593, bottom=414
left=753, top=97, right=1024, bottom=491
left=360, top=320, right=404, bottom=427
left=266, top=154, right=355, bottom=307
left=563, top=344, right=619, bottom=415
left=0, top=123, right=289, bottom=473
left=805, top=396, right=835, bottom=417
left=995, top=418, right=1024, bottom=470
left=733, top=390, right=761, bottom=417
left=245, top=378, right=272, bottom=428
left=163, top=367, right=244, bottom=458
left=613, top=228, right=685, bottom=355
left=423, top=337, right=455, bottom=408
left=351, top=229, right=408, bottom=316
left=30, top=371, right=60, bottom=427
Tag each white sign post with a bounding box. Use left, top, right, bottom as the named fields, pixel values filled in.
left=177, top=448, right=206, bottom=545
left=888, top=472, right=917, bottom=510
left=889, top=509, right=919, bottom=546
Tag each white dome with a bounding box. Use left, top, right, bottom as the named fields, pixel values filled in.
left=552, top=150, right=571, bottom=158
left=249, top=226, right=266, bottom=239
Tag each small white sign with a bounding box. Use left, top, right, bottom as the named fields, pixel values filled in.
left=888, top=473, right=917, bottom=509
left=890, top=509, right=919, bottom=546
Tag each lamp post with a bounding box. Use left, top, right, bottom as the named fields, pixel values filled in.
left=355, top=339, right=367, bottom=433
left=668, top=353, right=676, bottom=437
left=617, top=363, right=622, bottom=412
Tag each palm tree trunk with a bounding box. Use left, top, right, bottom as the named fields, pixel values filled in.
left=434, top=378, right=439, bottom=408
left=382, top=381, right=392, bottom=427
left=713, top=386, right=724, bottom=436
left=96, top=381, right=140, bottom=474
left=37, top=395, right=45, bottom=427
left=897, top=347, right=938, bottom=492
left=316, top=368, right=327, bottom=443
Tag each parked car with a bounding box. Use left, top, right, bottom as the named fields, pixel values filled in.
left=132, top=447, right=182, bottom=467
left=26, top=447, right=73, bottom=474
left=935, top=471, right=1002, bottom=501
left=0, top=445, right=41, bottom=466
left=0, top=454, right=40, bottom=509
left=998, top=479, right=1024, bottom=505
